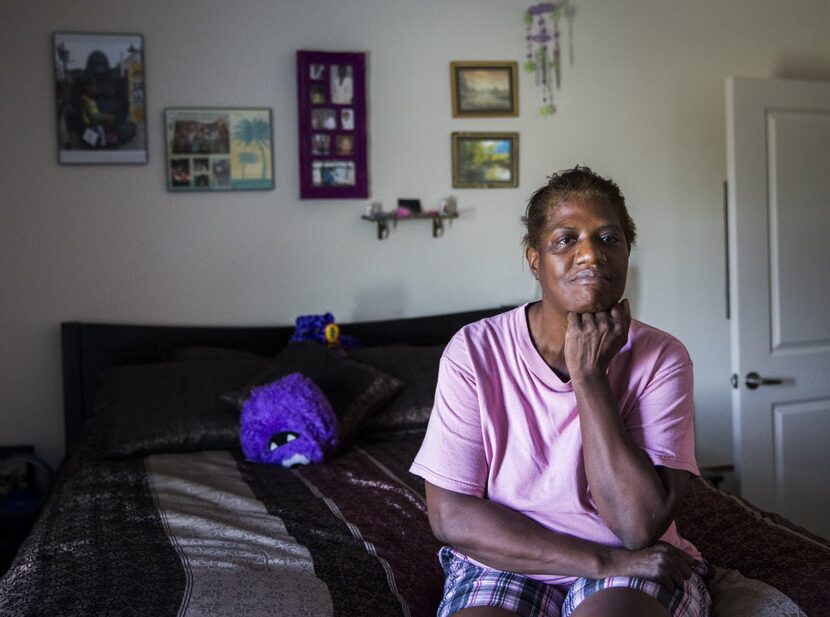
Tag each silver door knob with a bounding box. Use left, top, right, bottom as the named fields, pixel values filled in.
left=745, top=371, right=784, bottom=390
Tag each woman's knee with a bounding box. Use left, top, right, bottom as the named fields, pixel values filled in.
left=452, top=607, right=522, bottom=617
left=568, top=587, right=669, bottom=617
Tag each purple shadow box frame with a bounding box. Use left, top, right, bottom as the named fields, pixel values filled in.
left=297, top=50, right=369, bottom=199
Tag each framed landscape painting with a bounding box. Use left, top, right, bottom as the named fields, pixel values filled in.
left=53, top=31, right=148, bottom=164
left=451, top=132, right=519, bottom=188
left=450, top=61, right=518, bottom=118
left=164, top=107, right=274, bottom=192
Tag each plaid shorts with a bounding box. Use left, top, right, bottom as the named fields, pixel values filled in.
left=437, top=546, right=713, bottom=617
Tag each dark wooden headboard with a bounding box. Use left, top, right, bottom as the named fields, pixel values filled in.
left=61, top=306, right=512, bottom=450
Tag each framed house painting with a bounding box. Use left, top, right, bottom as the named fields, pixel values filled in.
left=53, top=31, right=148, bottom=164
left=297, top=50, right=368, bottom=199
left=450, top=61, right=519, bottom=118
left=164, top=107, right=274, bottom=192
left=452, top=132, right=519, bottom=188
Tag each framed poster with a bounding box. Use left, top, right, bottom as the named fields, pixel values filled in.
left=452, top=132, right=519, bottom=188
left=450, top=61, right=518, bottom=118
left=53, top=31, right=148, bottom=164
left=297, top=51, right=368, bottom=199
left=164, top=107, right=274, bottom=192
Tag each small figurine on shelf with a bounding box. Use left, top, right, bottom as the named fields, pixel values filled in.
left=363, top=202, right=383, bottom=218
left=290, top=313, right=360, bottom=350
left=438, top=196, right=458, bottom=216
left=396, top=198, right=422, bottom=218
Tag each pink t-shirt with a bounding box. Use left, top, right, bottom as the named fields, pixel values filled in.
left=410, top=304, right=701, bottom=586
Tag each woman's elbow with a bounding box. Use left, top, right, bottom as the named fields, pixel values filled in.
left=618, top=529, right=657, bottom=551
left=424, top=482, right=469, bottom=545
left=614, top=515, right=672, bottom=550
left=427, top=507, right=453, bottom=544
left=426, top=495, right=466, bottom=545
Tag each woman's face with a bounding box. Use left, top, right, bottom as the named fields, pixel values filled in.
left=526, top=197, right=629, bottom=315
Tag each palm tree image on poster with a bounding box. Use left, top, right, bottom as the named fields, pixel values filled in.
left=232, top=116, right=271, bottom=184
left=164, top=107, right=274, bottom=192
left=452, top=132, right=519, bottom=188
left=236, top=152, right=258, bottom=178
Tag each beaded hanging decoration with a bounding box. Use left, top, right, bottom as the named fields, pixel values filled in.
left=524, top=2, right=564, bottom=116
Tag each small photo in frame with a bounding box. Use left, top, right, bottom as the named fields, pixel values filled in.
left=311, top=108, right=337, bottom=130
left=336, top=135, right=354, bottom=156
left=213, top=158, right=231, bottom=187
left=164, top=107, right=274, bottom=192
left=53, top=31, right=148, bottom=164
left=330, top=65, right=354, bottom=104
left=312, top=133, right=331, bottom=155
left=340, top=108, right=355, bottom=130
left=310, top=64, right=325, bottom=80
left=312, top=160, right=356, bottom=187
left=452, top=132, right=519, bottom=188
left=170, top=158, right=191, bottom=187
left=450, top=61, right=519, bottom=118
left=310, top=85, right=326, bottom=104
left=193, top=158, right=210, bottom=186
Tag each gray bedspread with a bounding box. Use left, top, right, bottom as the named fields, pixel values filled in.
left=0, top=432, right=443, bottom=616
left=2, top=427, right=827, bottom=616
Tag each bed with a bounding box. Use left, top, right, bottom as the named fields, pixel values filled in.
left=1, top=307, right=829, bottom=617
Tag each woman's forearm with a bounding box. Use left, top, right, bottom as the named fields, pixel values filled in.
left=425, top=482, right=697, bottom=588
left=572, top=372, right=677, bottom=548
left=425, top=481, right=612, bottom=579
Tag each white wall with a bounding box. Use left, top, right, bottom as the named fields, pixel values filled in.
left=2, top=0, right=829, bottom=468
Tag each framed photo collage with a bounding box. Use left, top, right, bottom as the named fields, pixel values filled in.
left=296, top=51, right=368, bottom=199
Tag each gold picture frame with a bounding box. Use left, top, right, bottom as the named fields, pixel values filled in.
left=451, top=132, right=519, bottom=188
left=450, top=61, right=519, bottom=118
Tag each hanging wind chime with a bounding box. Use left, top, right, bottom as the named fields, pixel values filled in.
left=524, top=2, right=564, bottom=116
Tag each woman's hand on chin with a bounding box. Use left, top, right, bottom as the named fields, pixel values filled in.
left=564, top=299, right=631, bottom=381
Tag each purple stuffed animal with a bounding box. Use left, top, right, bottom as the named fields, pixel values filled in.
left=240, top=373, right=338, bottom=467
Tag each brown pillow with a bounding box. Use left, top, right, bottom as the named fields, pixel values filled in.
left=224, top=342, right=404, bottom=446
left=173, top=346, right=269, bottom=363
left=346, top=345, right=443, bottom=437
left=93, top=356, right=270, bottom=458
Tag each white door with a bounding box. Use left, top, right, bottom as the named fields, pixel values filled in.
left=726, top=76, right=830, bottom=540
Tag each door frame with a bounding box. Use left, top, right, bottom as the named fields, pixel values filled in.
left=726, top=76, right=830, bottom=511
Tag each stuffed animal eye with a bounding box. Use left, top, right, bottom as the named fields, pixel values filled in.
left=268, top=431, right=299, bottom=451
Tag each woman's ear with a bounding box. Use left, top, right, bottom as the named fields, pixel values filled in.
left=526, top=246, right=540, bottom=280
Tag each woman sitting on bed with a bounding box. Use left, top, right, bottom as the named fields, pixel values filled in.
left=410, top=166, right=711, bottom=617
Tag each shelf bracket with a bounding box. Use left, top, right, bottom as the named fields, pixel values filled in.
left=376, top=218, right=390, bottom=240
left=432, top=216, right=444, bottom=238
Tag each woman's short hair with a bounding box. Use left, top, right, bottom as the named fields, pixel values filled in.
left=521, top=166, right=637, bottom=252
